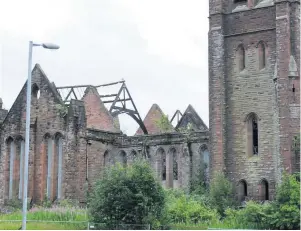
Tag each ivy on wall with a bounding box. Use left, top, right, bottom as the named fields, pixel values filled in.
left=55, top=104, right=68, bottom=117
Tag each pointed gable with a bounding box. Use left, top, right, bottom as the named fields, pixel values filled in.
left=82, top=86, right=120, bottom=133
left=135, top=104, right=174, bottom=135
left=176, top=105, right=208, bottom=132
left=1, top=63, right=64, bottom=125
left=32, top=64, right=64, bottom=104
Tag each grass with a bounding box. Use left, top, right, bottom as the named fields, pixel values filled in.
left=0, top=221, right=87, bottom=230
left=0, top=205, right=88, bottom=230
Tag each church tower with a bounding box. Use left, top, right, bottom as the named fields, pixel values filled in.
left=208, top=0, right=300, bottom=201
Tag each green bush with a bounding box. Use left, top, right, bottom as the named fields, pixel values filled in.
left=165, top=189, right=219, bottom=226
left=269, top=173, right=300, bottom=229
left=221, top=201, right=274, bottom=229
left=88, top=160, right=165, bottom=229
left=209, top=172, right=236, bottom=217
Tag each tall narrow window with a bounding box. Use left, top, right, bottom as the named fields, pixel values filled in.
left=7, top=138, right=14, bottom=199
left=55, top=136, right=63, bottom=200
left=237, top=45, right=246, bottom=72
left=258, top=42, right=266, bottom=70
left=104, top=151, right=109, bottom=167
left=246, top=113, right=259, bottom=156
left=156, top=148, right=166, bottom=181
left=162, top=154, right=166, bottom=181
left=46, top=137, right=53, bottom=199
left=252, top=118, right=258, bottom=155
left=173, top=151, right=178, bottom=181
left=200, top=145, right=210, bottom=185
left=18, top=140, right=25, bottom=200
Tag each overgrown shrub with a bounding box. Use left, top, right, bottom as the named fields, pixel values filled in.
left=209, top=172, right=236, bottom=217
left=88, top=160, right=165, bottom=229
left=222, top=201, right=274, bottom=229
left=165, top=189, right=220, bottom=226
left=269, top=173, right=300, bottom=229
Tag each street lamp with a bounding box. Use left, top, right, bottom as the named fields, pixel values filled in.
left=22, top=41, right=60, bottom=230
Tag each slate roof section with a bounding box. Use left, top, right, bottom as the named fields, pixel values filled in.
left=175, top=105, right=208, bottom=131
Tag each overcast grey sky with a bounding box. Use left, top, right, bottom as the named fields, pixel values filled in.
left=0, top=0, right=209, bottom=135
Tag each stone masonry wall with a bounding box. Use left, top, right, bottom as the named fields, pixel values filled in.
left=209, top=0, right=300, bottom=201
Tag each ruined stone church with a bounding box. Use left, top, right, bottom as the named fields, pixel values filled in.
left=0, top=0, right=300, bottom=205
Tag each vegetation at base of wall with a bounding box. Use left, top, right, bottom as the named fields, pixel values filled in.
left=164, top=189, right=220, bottom=226
left=189, top=163, right=209, bottom=196
left=214, top=173, right=300, bottom=230
left=208, top=172, right=237, bottom=217
left=0, top=170, right=299, bottom=230
left=5, top=199, right=23, bottom=211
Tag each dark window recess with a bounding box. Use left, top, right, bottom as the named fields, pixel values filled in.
left=162, top=157, right=166, bottom=181
left=173, top=154, right=178, bottom=180
left=252, top=118, right=258, bottom=155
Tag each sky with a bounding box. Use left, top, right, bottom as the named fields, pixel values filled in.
left=0, top=0, right=209, bottom=135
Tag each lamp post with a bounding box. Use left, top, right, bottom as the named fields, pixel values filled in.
left=22, top=41, right=60, bottom=230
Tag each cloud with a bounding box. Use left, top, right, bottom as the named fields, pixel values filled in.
left=0, top=0, right=209, bottom=135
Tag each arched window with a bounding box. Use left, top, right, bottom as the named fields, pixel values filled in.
left=237, top=45, right=246, bottom=72
left=259, top=179, right=269, bottom=201
left=258, top=41, right=266, bottom=70
left=130, top=150, right=138, bottom=163
left=117, top=151, right=127, bottom=167
left=32, top=84, right=40, bottom=100
left=246, top=113, right=259, bottom=156
left=238, top=180, right=248, bottom=202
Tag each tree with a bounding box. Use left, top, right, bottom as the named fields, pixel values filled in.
left=88, top=160, right=165, bottom=229
left=155, top=115, right=173, bottom=133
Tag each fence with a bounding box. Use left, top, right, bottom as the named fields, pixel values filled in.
left=0, top=220, right=150, bottom=230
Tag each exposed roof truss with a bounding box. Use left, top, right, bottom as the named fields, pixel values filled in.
left=56, top=80, right=148, bottom=134
left=170, top=109, right=183, bottom=125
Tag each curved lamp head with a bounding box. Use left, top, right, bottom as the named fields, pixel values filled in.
left=42, top=43, right=60, bottom=49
